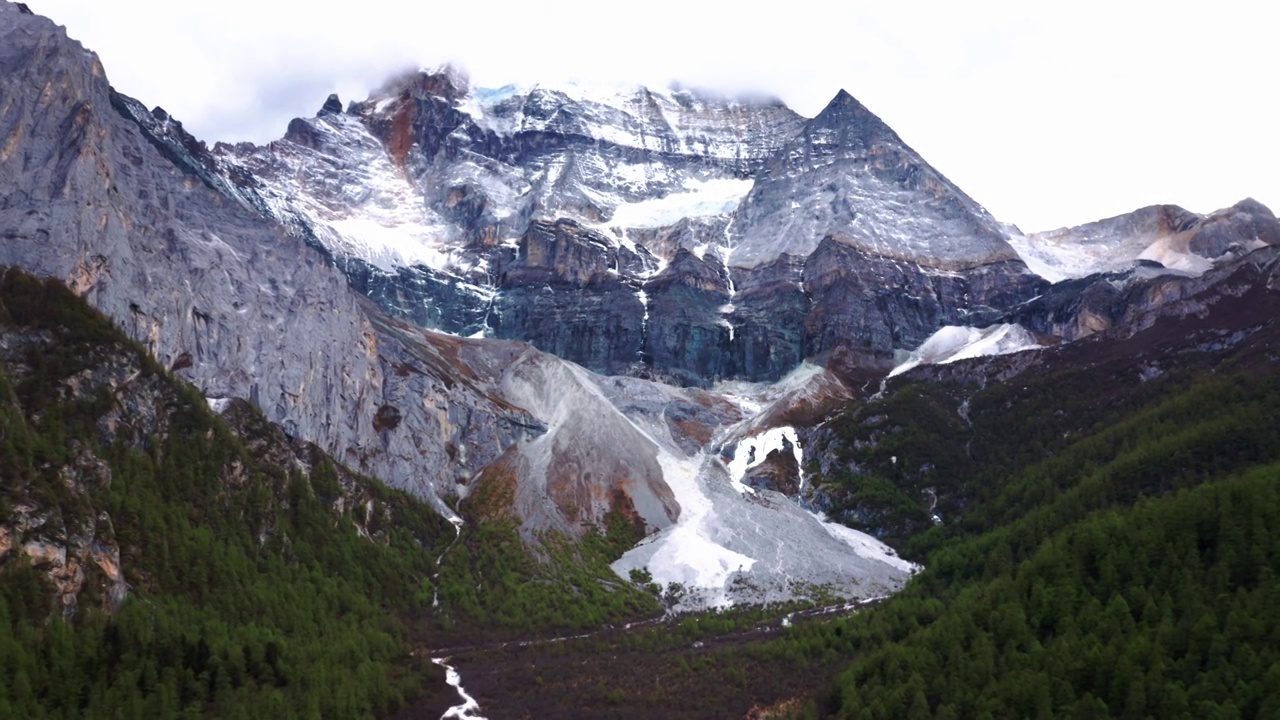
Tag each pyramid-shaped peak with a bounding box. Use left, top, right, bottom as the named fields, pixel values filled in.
left=831, top=88, right=857, bottom=104
left=813, top=88, right=885, bottom=127
left=798, top=88, right=906, bottom=152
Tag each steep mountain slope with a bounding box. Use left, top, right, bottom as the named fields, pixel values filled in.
left=212, top=71, right=804, bottom=376
left=0, top=267, right=459, bottom=718
left=0, top=1, right=918, bottom=613
left=788, top=246, right=1280, bottom=720
left=0, top=1, right=541, bottom=510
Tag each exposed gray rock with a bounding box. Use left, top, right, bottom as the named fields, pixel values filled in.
left=1007, top=201, right=1280, bottom=341
left=0, top=3, right=530, bottom=508
left=802, top=236, right=1047, bottom=367
left=729, top=90, right=1022, bottom=270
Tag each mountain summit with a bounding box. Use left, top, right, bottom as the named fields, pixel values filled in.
left=198, top=69, right=1057, bottom=383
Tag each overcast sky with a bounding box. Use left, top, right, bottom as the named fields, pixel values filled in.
left=34, top=0, right=1280, bottom=232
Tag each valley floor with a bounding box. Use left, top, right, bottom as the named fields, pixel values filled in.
left=393, top=600, right=868, bottom=720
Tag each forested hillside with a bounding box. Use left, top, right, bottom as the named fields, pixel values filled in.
left=790, top=301, right=1280, bottom=718
left=0, top=269, right=458, bottom=718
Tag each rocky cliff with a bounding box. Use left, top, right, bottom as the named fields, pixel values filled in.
left=0, top=3, right=542, bottom=512
left=1004, top=200, right=1280, bottom=340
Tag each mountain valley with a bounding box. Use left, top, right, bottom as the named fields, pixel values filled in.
left=3, top=2, right=1280, bottom=718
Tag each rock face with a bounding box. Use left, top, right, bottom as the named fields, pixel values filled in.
left=490, top=219, right=654, bottom=376
left=0, top=269, right=454, bottom=617
left=203, top=68, right=1048, bottom=384
left=204, top=68, right=1280, bottom=383
left=0, top=3, right=533, bottom=510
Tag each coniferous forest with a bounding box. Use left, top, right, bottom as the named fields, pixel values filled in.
left=3, top=262, right=1280, bottom=720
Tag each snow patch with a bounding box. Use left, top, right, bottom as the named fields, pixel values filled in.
left=326, top=215, right=451, bottom=271
left=724, top=426, right=802, bottom=494
left=637, top=289, right=651, bottom=355
left=889, top=324, right=1040, bottom=377
left=1137, top=236, right=1213, bottom=275
left=1007, top=225, right=1215, bottom=282
left=810, top=511, right=919, bottom=574
left=634, top=451, right=757, bottom=605
left=1005, top=232, right=1075, bottom=283
left=608, top=178, right=753, bottom=230
left=205, top=397, right=232, bottom=414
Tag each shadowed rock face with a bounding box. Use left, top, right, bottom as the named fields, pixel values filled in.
left=489, top=219, right=654, bottom=376
left=801, top=237, right=1048, bottom=367
left=742, top=445, right=801, bottom=496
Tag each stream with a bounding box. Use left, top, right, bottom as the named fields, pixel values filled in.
left=431, top=658, right=487, bottom=720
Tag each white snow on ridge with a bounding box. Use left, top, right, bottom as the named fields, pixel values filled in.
left=1007, top=226, right=1216, bottom=283
left=440, top=78, right=800, bottom=167
left=325, top=215, right=452, bottom=271
left=889, top=324, right=1041, bottom=377
left=230, top=113, right=460, bottom=273
left=1005, top=232, right=1078, bottom=283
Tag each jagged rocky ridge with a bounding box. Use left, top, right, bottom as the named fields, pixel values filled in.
left=205, top=68, right=1280, bottom=386
left=199, top=69, right=1052, bottom=384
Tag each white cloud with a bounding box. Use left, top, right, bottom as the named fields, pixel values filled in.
left=32, top=0, right=1280, bottom=232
